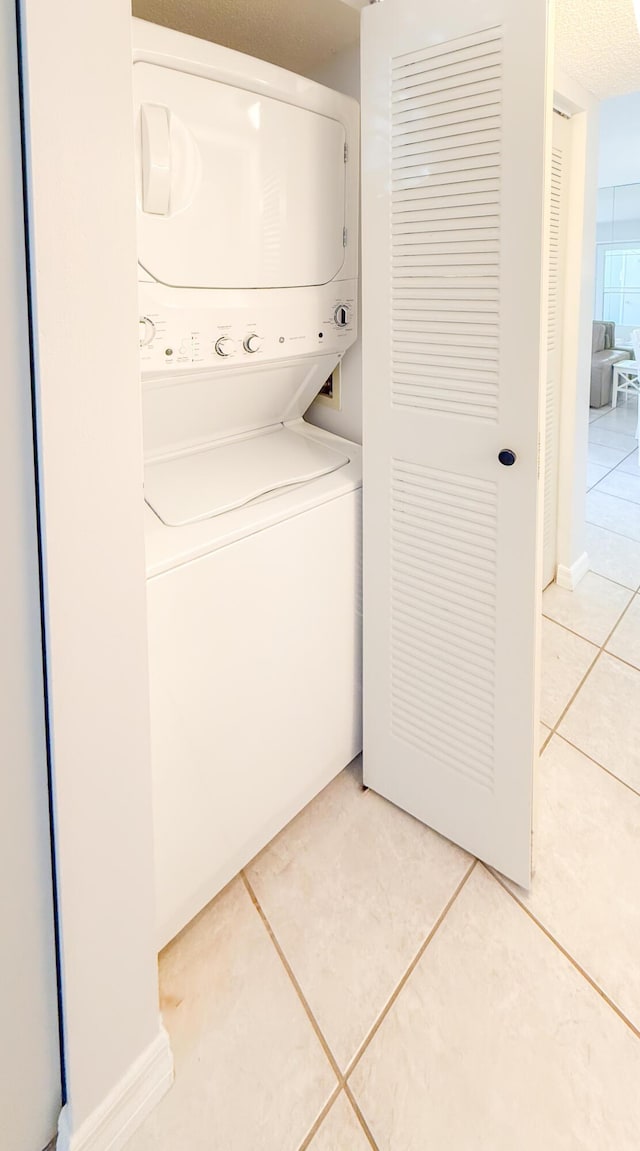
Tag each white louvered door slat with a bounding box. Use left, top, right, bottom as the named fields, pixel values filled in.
left=362, top=0, right=551, bottom=887
left=542, top=114, right=570, bottom=588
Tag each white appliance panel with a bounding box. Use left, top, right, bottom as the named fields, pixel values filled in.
left=134, top=61, right=347, bottom=290
left=143, top=429, right=362, bottom=577
left=148, top=487, right=362, bottom=949
left=145, top=425, right=349, bottom=525
left=141, top=353, right=343, bottom=459
left=138, top=280, right=357, bottom=376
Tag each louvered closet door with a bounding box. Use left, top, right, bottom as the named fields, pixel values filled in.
left=362, top=0, right=551, bottom=886
left=543, top=112, right=571, bottom=589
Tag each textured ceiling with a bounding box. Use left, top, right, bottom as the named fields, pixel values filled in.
left=555, top=0, right=640, bottom=98
left=132, top=0, right=360, bottom=77
left=132, top=1, right=640, bottom=99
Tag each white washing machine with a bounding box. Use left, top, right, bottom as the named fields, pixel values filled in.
left=132, top=19, right=362, bottom=948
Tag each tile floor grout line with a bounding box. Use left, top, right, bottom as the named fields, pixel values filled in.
left=242, top=870, right=382, bottom=1151
left=590, top=460, right=640, bottom=494
left=541, top=612, right=605, bottom=648
left=594, top=586, right=639, bottom=652
left=244, top=855, right=477, bottom=1150
left=586, top=515, right=640, bottom=549
left=541, top=604, right=631, bottom=651
left=240, top=870, right=344, bottom=1085
left=541, top=614, right=596, bottom=644
left=589, top=487, right=640, bottom=511
left=587, top=447, right=638, bottom=492
left=589, top=414, right=636, bottom=433
left=587, top=467, right=619, bottom=494
left=598, top=644, right=640, bottom=678
left=587, top=403, right=620, bottom=427
left=539, top=728, right=553, bottom=754
left=492, top=872, right=640, bottom=1043
left=343, top=1083, right=380, bottom=1151
left=580, top=522, right=640, bottom=593
left=553, top=730, right=640, bottom=801
left=343, top=859, right=478, bottom=1085
left=243, top=858, right=478, bottom=1115
left=590, top=410, right=637, bottom=430
left=543, top=578, right=640, bottom=740
left=551, top=566, right=637, bottom=595
left=588, top=410, right=609, bottom=424
left=589, top=438, right=638, bottom=456
left=543, top=646, right=603, bottom=735
left=295, top=1084, right=343, bottom=1151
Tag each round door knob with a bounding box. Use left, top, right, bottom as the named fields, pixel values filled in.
left=139, top=316, right=156, bottom=347
left=498, top=449, right=517, bottom=467
left=244, top=334, right=262, bottom=353
left=215, top=336, right=234, bottom=357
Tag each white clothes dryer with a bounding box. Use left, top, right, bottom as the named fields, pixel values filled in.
left=132, top=19, right=361, bottom=948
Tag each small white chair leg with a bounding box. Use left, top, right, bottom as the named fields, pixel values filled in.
left=612, top=366, right=619, bottom=408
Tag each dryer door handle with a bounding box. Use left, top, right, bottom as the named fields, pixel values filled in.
left=141, top=103, right=171, bottom=215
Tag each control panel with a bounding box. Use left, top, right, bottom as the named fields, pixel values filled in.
left=137, top=281, right=357, bottom=375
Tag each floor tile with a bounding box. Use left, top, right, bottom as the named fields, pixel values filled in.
left=246, top=760, right=471, bottom=1070
left=540, top=617, right=598, bottom=727
left=597, top=404, right=638, bottom=434
left=585, top=522, right=640, bottom=589
left=615, top=453, right=640, bottom=477
left=606, top=595, right=640, bottom=670
left=539, top=722, right=551, bottom=749
left=350, top=866, right=640, bottom=1151
left=559, top=652, right=640, bottom=793
left=307, top=1093, right=370, bottom=1151
left=595, top=469, right=640, bottom=505
left=124, top=879, right=335, bottom=1151
left=589, top=404, right=611, bottom=423
left=507, top=736, right=640, bottom=1032
left=542, top=571, right=632, bottom=645
left=586, top=489, right=640, bottom=542
left=587, top=462, right=610, bottom=489
left=587, top=441, right=632, bottom=468
left=588, top=425, right=637, bottom=453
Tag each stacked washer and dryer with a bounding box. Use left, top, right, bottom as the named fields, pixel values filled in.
left=132, top=19, right=362, bottom=947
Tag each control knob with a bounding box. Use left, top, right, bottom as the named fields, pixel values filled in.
left=334, top=304, right=350, bottom=328
left=244, top=334, right=262, bottom=353
left=215, top=336, right=235, bottom=357
left=139, top=316, right=156, bottom=347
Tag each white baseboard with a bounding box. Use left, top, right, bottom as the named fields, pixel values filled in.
left=57, top=1026, right=173, bottom=1151
left=556, top=551, right=589, bottom=591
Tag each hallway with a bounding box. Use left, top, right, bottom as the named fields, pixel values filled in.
left=125, top=400, right=640, bottom=1150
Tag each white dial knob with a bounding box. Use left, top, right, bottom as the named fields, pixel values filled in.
left=334, top=305, right=350, bottom=328
left=244, top=334, right=262, bottom=353
left=215, top=336, right=235, bottom=357
left=139, top=316, right=156, bottom=346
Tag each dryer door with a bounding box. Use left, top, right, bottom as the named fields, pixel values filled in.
left=133, top=62, right=347, bottom=290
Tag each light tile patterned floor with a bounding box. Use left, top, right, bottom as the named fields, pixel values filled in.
left=125, top=396, right=640, bottom=1150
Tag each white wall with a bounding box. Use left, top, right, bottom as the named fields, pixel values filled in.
left=19, top=0, right=171, bottom=1144
left=554, top=69, right=599, bottom=585
left=598, top=92, right=640, bottom=189
left=306, top=42, right=363, bottom=444
left=0, top=3, right=61, bottom=1147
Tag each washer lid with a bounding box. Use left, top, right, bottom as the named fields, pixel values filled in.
left=144, top=426, right=350, bottom=526
left=134, top=61, right=347, bottom=290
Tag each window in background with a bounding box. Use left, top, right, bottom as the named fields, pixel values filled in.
left=595, top=182, right=640, bottom=345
